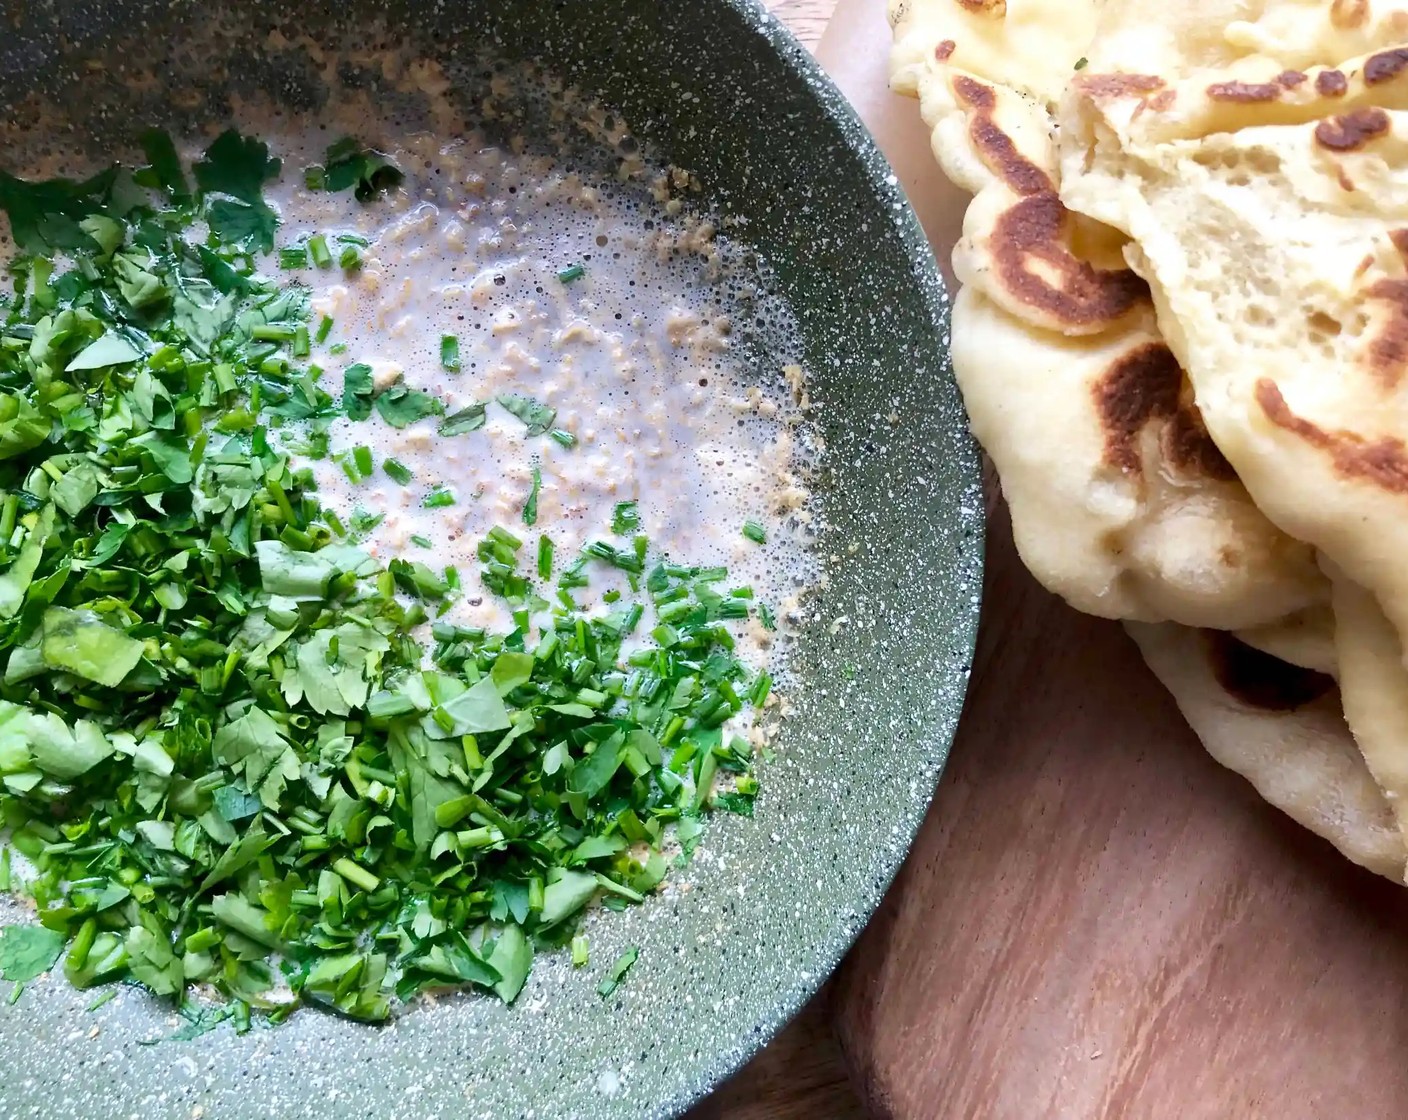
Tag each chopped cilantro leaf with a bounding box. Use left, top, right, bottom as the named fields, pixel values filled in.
left=497, top=394, right=556, bottom=436
left=314, top=138, right=405, bottom=202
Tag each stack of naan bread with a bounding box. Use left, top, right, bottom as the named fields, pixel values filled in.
left=889, top=0, right=1408, bottom=880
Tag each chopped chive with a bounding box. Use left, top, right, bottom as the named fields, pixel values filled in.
left=383, top=458, right=413, bottom=485
left=758, top=603, right=777, bottom=631
left=0, top=848, right=9, bottom=892
left=339, top=245, right=363, bottom=271
left=332, top=858, right=380, bottom=893
left=548, top=428, right=577, bottom=448
left=279, top=246, right=308, bottom=270
left=337, top=232, right=371, bottom=247
left=251, top=324, right=296, bottom=342
left=353, top=445, right=374, bottom=478
left=315, top=315, right=334, bottom=343
left=597, top=946, right=638, bottom=998
left=741, top=520, right=767, bottom=545
left=440, top=334, right=461, bottom=372
left=9, top=982, right=23, bottom=1005
left=308, top=234, right=332, bottom=269
left=423, top=486, right=455, bottom=509
left=557, top=264, right=585, bottom=284
left=292, top=325, right=310, bottom=358
left=523, top=466, right=542, bottom=527
left=750, top=672, right=772, bottom=709
left=329, top=341, right=348, bottom=355
left=410, top=534, right=433, bottom=549
left=85, top=989, right=117, bottom=1012
left=538, top=536, right=554, bottom=580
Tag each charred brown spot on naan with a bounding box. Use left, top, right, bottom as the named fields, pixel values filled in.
left=1366, top=47, right=1408, bottom=85
left=1257, top=379, right=1408, bottom=489
left=1207, top=81, right=1283, bottom=103
left=1315, top=107, right=1392, bottom=151
left=1166, top=404, right=1237, bottom=481
left=951, top=75, right=1052, bottom=195
left=1278, top=70, right=1309, bottom=89
left=935, top=39, right=956, bottom=62
left=1331, top=0, right=1370, bottom=30
left=1093, top=343, right=1234, bottom=481
left=991, top=194, right=1149, bottom=329
left=1093, top=343, right=1181, bottom=474
left=956, top=0, right=1006, bottom=12
left=1076, top=73, right=1165, bottom=99
left=1316, top=69, right=1350, bottom=97
left=1204, top=631, right=1336, bottom=711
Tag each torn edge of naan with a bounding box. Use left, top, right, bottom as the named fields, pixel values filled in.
left=1128, top=620, right=1404, bottom=880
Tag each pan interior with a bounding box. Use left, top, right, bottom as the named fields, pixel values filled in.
left=0, top=3, right=981, bottom=1117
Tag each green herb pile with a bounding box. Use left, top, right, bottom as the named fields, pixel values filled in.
left=0, top=129, right=769, bottom=1024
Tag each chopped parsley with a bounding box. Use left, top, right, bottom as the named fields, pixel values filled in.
left=0, top=129, right=773, bottom=1031
left=557, top=264, right=585, bottom=284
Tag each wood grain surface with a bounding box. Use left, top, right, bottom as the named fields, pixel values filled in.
left=834, top=502, right=1408, bottom=1120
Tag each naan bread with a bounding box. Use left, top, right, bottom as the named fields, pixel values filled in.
left=1128, top=621, right=1405, bottom=878
left=1060, top=6, right=1408, bottom=665
left=1235, top=602, right=1339, bottom=673
left=888, top=0, right=1327, bottom=627
left=1331, top=573, right=1408, bottom=853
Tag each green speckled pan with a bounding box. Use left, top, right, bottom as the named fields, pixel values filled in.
left=0, top=2, right=981, bottom=1116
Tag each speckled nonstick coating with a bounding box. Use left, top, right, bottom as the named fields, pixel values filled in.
left=0, top=2, right=982, bottom=1116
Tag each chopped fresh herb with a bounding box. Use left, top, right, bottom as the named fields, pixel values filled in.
left=439, top=402, right=487, bottom=436
left=597, top=946, right=639, bottom=998
left=523, top=467, right=542, bottom=526
left=312, top=138, right=405, bottom=202
left=758, top=603, right=777, bottom=631
left=308, top=234, right=332, bottom=269
left=1074, top=56, right=1089, bottom=70
left=0, top=136, right=769, bottom=1032
left=0, top=925, right=65, bottom=983
left=612, top=501, right=641, bottom=535
left=373, top=383, right=444, bottom=429
left=741, top=520, right=767, bottom=544
left=548, top=428, right=577, bottom=448
left=410, top=534, right=433, bottom=549
left=279, top=245, right=308, bottom=270
left=384, top=458, right=413, bottom=485
left=497, top=394, right=556, bottom=437
left=440, top=334, right=461, bottom=372
left=338, top=245, right=363, bottom=271
left=193, top=130, right=282, bottom=252
left=557, top=264, right=585, bottom=284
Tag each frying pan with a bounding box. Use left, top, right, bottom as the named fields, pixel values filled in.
left=0, top=2, right=982, bottom=1115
